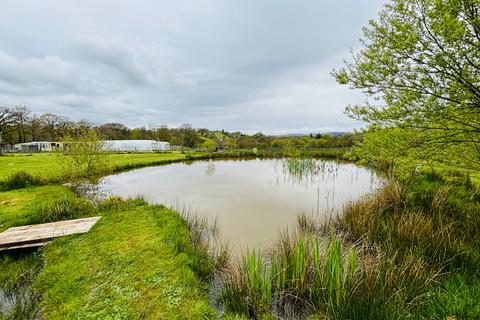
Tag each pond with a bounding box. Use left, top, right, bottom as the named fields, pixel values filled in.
left=99, top=158, right=381, bottom=253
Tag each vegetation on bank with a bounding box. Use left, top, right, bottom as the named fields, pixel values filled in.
left=0, top=105, right=360, bottom=152
left=218, top=0, right=480, bottom=317
left=0, top=152, right=189, bottom=187
left=219, top=168, right=480, bottom=319
left=0, top=186, right=224, bottom=319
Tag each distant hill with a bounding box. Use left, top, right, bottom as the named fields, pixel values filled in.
left=272, top=131, right=349, bottom=137
left=324, top=131, right=349, bottom=136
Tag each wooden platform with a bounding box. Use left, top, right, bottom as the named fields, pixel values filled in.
left=0, top=217, right=101, bottom=252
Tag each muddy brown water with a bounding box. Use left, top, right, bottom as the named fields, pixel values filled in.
left=99, top=158, right=381, bottom=253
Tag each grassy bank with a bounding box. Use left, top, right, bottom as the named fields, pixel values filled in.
left=0, top=187, right=220, bottom=319
left=0, top=152, right=190, bottom=187
left=219, top=168, right=480, bottom=319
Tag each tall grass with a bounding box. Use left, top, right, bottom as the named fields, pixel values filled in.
left=1, top=171, right=43, bottom=190
left=0, top=253, right=43, bottom=320
left=220, top=230, right=441, bottom=319
left=25, top=196, right=95, bottom=225
left=219, top=174, right=480, bottom=319
left=173, top=202, right=230, bottom=281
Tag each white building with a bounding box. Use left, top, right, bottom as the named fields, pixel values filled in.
left=14, top=141, right=61, bottom=152
left=103, top=140, right=170, bottom=152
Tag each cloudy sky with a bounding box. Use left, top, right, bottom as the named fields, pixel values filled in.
left=0, top=0, right=385, bottom=134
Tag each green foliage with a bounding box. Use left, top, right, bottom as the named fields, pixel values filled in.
left=421, top=274, right=480, bottom=319
left=58, top=129, right=110, bottom=182
left=334, top=0, right=480, bottom=152
left=201, top=139, right=217, bottom=152
left=0, top=185, right=80, bottom=232
left=0, top=152, right=191, bottom=188
left=221, top=173, right=480, bottom=319
left=26, top=196, right=95, bottom=225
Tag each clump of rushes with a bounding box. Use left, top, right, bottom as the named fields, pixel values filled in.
left=26, top=195, right=95, bottom=225
left=219, top=200, right=447, bottom=320
left=2, top=171, right=43, bottom=190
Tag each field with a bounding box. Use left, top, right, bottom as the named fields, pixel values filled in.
left=0, top=152, right=190, bottom=182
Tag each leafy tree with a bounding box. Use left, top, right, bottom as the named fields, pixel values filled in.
left=154, top=124, right=172, bottom=142
left=202, top=139, right=217, bottom=152
left=59, top=129, right=109, bottom=182
left=14, top=106, right=31, bottom=143
left=29, top=115, right=43, bottom=142
left=178, top=123, right=198, bottom=151
left=40, top=113, right=74, bottom=141
left=333, top=0, right=480, bottom=150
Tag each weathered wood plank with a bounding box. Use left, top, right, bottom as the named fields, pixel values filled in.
left=0, top=217, right=101, bottom=251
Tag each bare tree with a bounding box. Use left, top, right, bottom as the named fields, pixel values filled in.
left=40, top=113, right=74, bottom=141
left=28, top=115, right=42, bottom=142
left=15, top=106, right=31, bottom=143
left=178, top=123, right=198, bottom=153
left=0, top=107, right=20, bottom=155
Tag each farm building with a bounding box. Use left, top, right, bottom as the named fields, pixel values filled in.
left=103, top=140, right=170, bottom=152
left=14, top=142, right=62, bottom=152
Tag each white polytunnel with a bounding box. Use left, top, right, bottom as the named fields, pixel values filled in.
left=103, top=140, right=170, bottom=152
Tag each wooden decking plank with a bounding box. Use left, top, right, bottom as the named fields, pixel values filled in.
left=0, top=217, right=101, bottom=251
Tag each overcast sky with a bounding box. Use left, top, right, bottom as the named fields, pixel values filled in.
left=0, top=0, right=385, bottom=134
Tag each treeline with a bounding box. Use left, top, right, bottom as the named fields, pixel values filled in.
left=0, top=105, right=361, bottom=150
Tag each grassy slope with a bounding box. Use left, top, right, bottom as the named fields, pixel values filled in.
left=35, top=203, right=215, bottom=319
left=0, top=185, right=84, bottom=231
left=0, top=188, right=216, bottom=319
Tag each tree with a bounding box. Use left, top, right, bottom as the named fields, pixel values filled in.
left=202, top=139, right=217, bottom=152
left=28, top=115, right=43, bottom=142
left=97, top=123, right=130, bottom=140
left=153, top=124, right=171, bottom=142
left=178, top=124, right=198, bottom=152
left=14, top=106, right=31, bottom=143
left=40, top=113, right=74, bottom=141
left=333, top=0, right=480, bottom=150
left=59, top=129, right=109, bottom=182
left=0, top=106, right=21, bottom=155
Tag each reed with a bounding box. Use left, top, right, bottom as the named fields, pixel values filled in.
left=26, top=195, right=95, bottom=225
left=173, top=202, right=230, bottom=281
left=219, top=174, right=478, bottom=319
left=1, top=171, right=43, bottom=190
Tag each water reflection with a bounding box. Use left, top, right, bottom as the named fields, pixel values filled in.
left=99, top=158, right=381, bottom=253
left=205, top=161, right=216, bottom=176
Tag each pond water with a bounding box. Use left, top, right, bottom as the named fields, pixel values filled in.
left=99, top=158, right=381, bottom=253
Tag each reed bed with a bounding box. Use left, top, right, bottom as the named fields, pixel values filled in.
left=219, top=176, right=480, bottom=319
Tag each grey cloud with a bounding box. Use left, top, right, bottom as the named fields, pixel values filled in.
left=0, top=0, right=385, bottom=133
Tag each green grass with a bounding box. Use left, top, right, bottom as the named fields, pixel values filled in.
left=0, top=152, right=190, bottom=185
left=0, top=149, right=348, bottom=190
left=0, top=189, right=219, bottom=319
left=34, top=201, right=216, bottom=319
left=0, top=185, right=88, bottom=232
